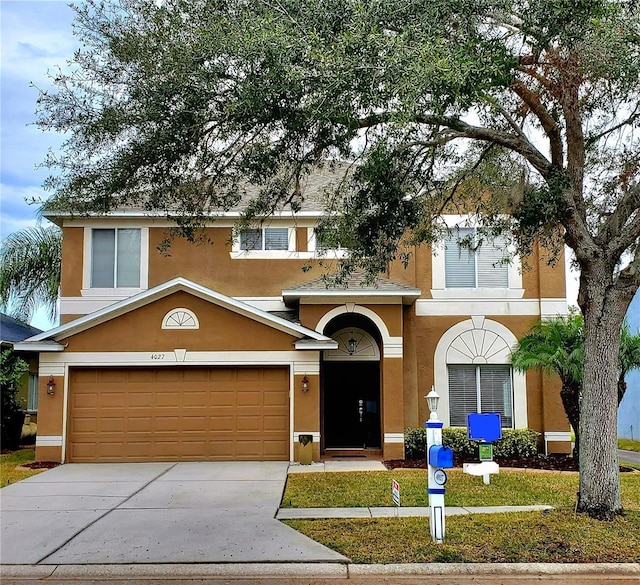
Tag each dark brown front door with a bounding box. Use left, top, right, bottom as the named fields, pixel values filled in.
left=323, top=361, right=381, bottom=449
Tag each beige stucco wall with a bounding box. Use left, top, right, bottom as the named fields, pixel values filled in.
left=59, top=291, right=297, bottom=353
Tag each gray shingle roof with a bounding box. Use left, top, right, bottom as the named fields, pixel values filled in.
left=0, top=314, right=43, bottom=344
left=286, top=271, right=418, bottom=292
left=44, top=162, right=354, bottom=218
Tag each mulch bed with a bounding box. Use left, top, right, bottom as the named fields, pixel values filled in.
left=15, top=461, right=61, bottom=470
left=384, top=456, right=636, bottom=473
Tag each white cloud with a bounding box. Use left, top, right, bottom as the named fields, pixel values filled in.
left=1, top=1, right=77, bottom=237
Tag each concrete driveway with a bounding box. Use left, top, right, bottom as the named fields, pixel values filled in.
left=0, top=462, right=346, bottom=565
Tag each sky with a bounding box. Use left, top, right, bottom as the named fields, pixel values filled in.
left=0, top=0, right=581, bottom=332
left=1, top=0, right=78, bottom=329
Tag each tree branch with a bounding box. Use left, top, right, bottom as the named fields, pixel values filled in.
left=601, top=183, right=640, bottom=258
left=510, top=80, right=564, bottom=167
left=585, top=105, right=640, bottom=148
left=356, top=113, right=552, bottom=178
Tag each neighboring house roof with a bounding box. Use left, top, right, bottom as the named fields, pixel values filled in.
left=0, top=313, right=43, bottom=345
left=43, top=163, right=354, bottom=221
left=282, top=272, right=421, bottom=306
left=15, top=277, right=337, bottom=352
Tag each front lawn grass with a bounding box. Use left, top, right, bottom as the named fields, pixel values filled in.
left=619, top=438, right=640, bottom=452
left=283, top=469, right=640, bottom=509
left=0, top=449, right=44, bottom=487
left=284, top=510, right=640, bottom=563
left=282, top=469, right=640, bottom=563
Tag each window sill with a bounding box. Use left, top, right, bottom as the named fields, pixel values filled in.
left=81, top=288, right=145, bottom=297
left=430, top=288, right=525, bottom=299
left=230, top=250, right=347, bottom=260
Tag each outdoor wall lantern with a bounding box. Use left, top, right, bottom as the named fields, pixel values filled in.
left=47, top=375, right=56, bottom=395
left=301, top=376, right=310, bottom=392
left=426, top=386, right=440, bottom=420
left=347, top=330, right=358, bottom=355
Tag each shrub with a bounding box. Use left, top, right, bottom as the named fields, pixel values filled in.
left=442, top=427, right=478, bottom=458
left=1, top=349, right=28, bottom=450
left=403, top=427, right=540, bottom=461
left=404, top=427, right=427, bottom=460
left=493, top=429, right=539, bottom=458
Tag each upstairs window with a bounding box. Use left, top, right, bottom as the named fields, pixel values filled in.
left=91, top=228, right=141, bottom=288
left=448, top=365, right=513, bottom=428
left=240, top=228, right=289, bottom=251
left=444, top=228, right=509, bottom=288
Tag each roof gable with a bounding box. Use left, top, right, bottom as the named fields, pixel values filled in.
left=24, top=278, right=334, bottom=346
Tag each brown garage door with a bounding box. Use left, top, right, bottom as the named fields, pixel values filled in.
left=67, top=367, right=290, bottom=462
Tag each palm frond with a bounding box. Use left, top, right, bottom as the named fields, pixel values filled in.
left=0, top=225, right=62, bottom=322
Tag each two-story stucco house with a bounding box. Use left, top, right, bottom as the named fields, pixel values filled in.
left=17, top=169, right=571, bottom=463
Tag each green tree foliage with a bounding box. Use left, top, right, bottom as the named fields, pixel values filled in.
left=0, top=350, right=29, bottom=450
left=512, top=314, right=640, bottom=460
left=0, top=226, right=62, bottom=323
left=35, top=0, right=640, bottom=519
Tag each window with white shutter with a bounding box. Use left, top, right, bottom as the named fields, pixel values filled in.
left=448, top=365, right=513, bottom=428
left=444, top=228, right=509, bottom=288
left=240, top=228, right=290, bottom=251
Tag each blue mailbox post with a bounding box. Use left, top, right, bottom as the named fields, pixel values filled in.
left=425, top=387, right=454, bottom=543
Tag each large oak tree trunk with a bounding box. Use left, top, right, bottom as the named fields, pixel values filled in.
left=577, top=270, right=628, bottom=520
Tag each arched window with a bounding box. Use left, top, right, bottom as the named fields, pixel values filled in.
left=434, top=317, right=527, bottom=428
left=324, top=328, right=380, bottom=361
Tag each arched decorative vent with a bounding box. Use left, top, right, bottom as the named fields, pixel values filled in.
left=162, top=308, right=199, bottom=330
left=325, top=328, right=380, bottom=361
left=446, top=327, right=511, bottom=364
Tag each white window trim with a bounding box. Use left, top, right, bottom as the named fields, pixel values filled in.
left=82, top=226, right=148, bottom=295
left=432, top=216, right=523, bottom=298
left=433, top=316, right=527, bottom=429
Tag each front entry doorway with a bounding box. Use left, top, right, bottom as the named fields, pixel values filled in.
left=323, top=361, right=381, bottom=449
left=322, top=324, right=382, bottom=452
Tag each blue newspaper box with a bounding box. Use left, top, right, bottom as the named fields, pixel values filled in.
left=467, top=412, right=502, bottom=443
left=429, top=445, right=454, bottom=469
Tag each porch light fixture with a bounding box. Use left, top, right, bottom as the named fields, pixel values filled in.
left=47, top=375, right=56, bottom=395
left=426, top=386, right=439, bottom=420
left=301, top=376, right=310, bottom=392
left=347, top=330, right=358, bottom=355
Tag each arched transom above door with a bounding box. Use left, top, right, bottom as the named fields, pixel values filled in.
left=325, top=328, right=380, bottom=361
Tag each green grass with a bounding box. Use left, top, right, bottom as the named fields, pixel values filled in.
left=619, top=438, right=640, bottom=452
left=282, top=469, right=640, bottom=563
left=0, top=449, right=44, bottom=487
left=284, top=510, right=640, bottom=563
left=282, top=469, right=640, bottom=509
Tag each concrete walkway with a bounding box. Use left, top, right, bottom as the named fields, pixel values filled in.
left=277, top=504, right=554, bottom=519
left=288, top=460, right=387, bottom=473
left=0, top=462, right=346, bottom=565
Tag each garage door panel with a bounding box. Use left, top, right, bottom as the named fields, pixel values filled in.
left=236, top=415, right=260, bottom=431
left=184, top=392, right=207, bottom=406
left=68, top=367, right=289, bottom=462
left=264, top=415, right=288, bottom=431
left=210, top=391, right=235, bottom=407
